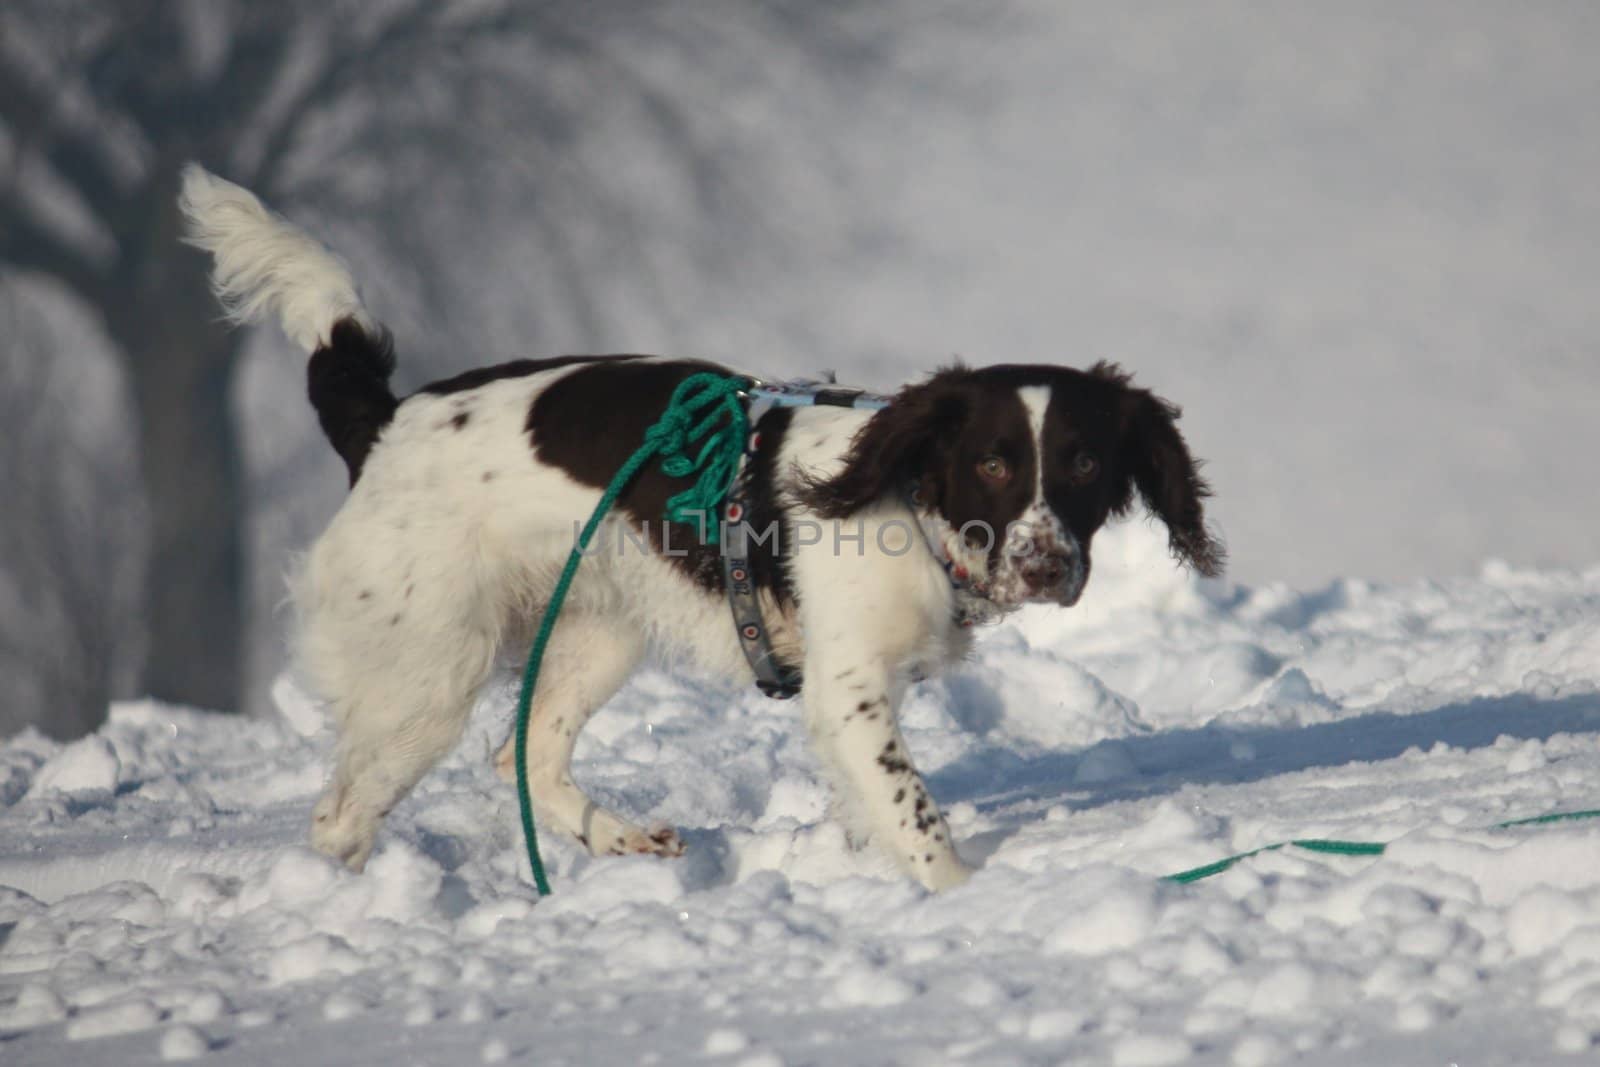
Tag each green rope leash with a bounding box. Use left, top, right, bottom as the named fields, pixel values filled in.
left=1164, top=808, right=1600, bottom=885
left=1493, top=807, right=1600, bottom=829
left=514, top=372, right=749, bottom=895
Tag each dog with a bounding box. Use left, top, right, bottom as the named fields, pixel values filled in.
left=179, top=165, right=1222, bottom=892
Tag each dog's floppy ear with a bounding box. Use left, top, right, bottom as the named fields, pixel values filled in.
left=799, top=368, right=972, bottom=518
left=1111, top=377, right=1225, bottom=577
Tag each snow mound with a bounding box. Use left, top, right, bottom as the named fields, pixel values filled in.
left=27, top=737, right=120, bottom=800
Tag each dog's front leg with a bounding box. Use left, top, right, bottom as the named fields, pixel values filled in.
left=804, top=656, right=971, bottom=892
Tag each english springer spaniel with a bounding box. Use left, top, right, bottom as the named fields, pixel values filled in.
left=179, top=166, right=1223, bottom=892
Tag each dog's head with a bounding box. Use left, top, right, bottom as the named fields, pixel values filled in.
left=801, top=363, right=1224, bottom=608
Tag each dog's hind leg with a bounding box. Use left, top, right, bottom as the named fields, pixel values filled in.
left=312, top=684, right=483, bottom=871
left=492, top=614, right=680, bottom=857
left=303, top=566, right=500, bottom=871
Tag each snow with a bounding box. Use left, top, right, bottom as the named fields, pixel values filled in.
left=159, top=1024, right=211, bottom=1061
left=25, top=737, right=120, bottom=800
left=4, top=522, right=1600, bottom=1064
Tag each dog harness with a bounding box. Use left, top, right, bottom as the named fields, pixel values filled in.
left=722, top=380, right=1004, bottom=699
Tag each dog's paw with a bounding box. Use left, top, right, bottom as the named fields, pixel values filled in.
left=917, top=852, right=972, bottom=892
left=310, top=797, right=375, bottom=873
left=596, top=822, right=686, bottom=859
left=642, top=825, right=687, bottom=857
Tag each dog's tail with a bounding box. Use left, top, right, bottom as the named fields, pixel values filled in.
left=179, top=164, right=397, bottom=484
left=179, top=163, right=374, bottom=352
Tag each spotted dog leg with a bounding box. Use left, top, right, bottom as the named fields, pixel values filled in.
left=805, top=664, right=971, bottom=891
left=492, top=614, right=682, bottom=858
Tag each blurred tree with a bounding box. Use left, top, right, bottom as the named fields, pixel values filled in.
left=0, top=278, right=144, bottom=738
left=0, top=0, right=917, bottom=732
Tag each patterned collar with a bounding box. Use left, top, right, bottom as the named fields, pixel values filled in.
left=904, top=485, right=1012, bottom=629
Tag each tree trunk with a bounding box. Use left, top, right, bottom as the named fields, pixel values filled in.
left=110, top=168, right=247, bottom=714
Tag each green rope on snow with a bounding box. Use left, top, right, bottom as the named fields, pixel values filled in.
left=514, top=372, right=750, bottom=896
left=1164, top=809, right=1600, bottom=885
left=1164, top=838, right=1387, bottom=885
left=1492, top=807, right=1600, bottom=829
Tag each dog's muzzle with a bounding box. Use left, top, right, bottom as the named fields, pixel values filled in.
left=1001, top=521, right=1086, bottom=607
left=1017, top=546, right=1086, bottom=606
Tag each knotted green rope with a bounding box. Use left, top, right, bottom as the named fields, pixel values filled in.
left=514, top=372, right=749, bottom=895
left=1164, top=809, right=1600, bottom=884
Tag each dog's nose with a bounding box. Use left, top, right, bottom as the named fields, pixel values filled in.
left=1028, top=556, right=1066, bottom=590
left=1021, top=550, right=1085, bottom=606
left=1021, top=551, right=1077, bottom=594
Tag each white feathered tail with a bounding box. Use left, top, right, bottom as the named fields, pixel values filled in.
left=178, top=164, right=374, bottom=353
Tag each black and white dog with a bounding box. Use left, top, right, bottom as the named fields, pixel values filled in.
left=180, top=166, right=1222, bottom=892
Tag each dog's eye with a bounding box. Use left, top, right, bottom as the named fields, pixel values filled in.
left=977, top=456, right=1012, bottom=484
left=1071, top=451, right=1099, bottom=484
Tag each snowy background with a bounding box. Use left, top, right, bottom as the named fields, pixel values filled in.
left=5, top=1, right=1600, bottom=1063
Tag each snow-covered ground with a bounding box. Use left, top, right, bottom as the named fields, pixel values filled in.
left=5, top=521, right=1600, bottom=1065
